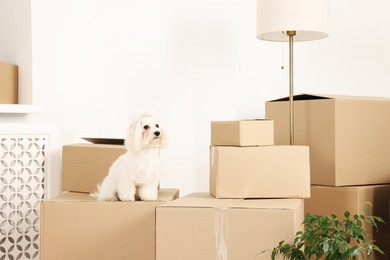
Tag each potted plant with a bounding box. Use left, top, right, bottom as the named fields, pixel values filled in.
left=270, top=203, right=385, bottom=259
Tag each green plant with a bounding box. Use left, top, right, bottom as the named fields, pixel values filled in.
left=271, top=204, right=385, bottom=260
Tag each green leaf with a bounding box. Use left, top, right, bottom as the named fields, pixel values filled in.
left=323, top=241, right=330, bottom=253
left=271, top=248, right=277, bottom=260
left=268, top=208, right=385, bottom=260
left=372, top=215, right=385, bottom=224
left=363, top=207, right=371, bottom=216
left=365, top=201, right=373, bottom=208
left=372, top=244, right=385, bottom=255
left=340, top=244, right=348, bottom=254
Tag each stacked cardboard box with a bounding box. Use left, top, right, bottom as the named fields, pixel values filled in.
left=41, top=190, right=179, bottom=260
left=156, top=119, right=310, bottom=260
left=0, top=61, right=18, bottom=104
left=209, top=120, right=310, bottom=199
left=157, top=193, right=303, bottom=260
left=266, top=93, right=390, bottom=259
left=40, top=138, right=179, bottom=260
left=62, top=138, right=126, bottom=193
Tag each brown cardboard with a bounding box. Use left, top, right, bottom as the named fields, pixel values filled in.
left=210, top=145, right=310, bottom=198
left=40, top=189, right=179, bottom=260
left=211, top=120, right=274, bottom=146
left=305, top=185, right=390, bottom=259
left=265, top=94, right=390, bottom=186
left=0, top=61, right=18, bottom=104
left=82, top=137, right=125, bottom=145
left=62, top=139, right=126, bottom=193
left=156, top=193, right=304, bottom=260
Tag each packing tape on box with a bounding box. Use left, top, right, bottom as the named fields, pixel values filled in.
left=214, top=207, right=228, bottom=260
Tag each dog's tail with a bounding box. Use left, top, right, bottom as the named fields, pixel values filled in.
left=90, top=184, right=119, bottom=201
left=90, top=190, right=99, bottom=199
left=90, top=185, right=100, bottom=199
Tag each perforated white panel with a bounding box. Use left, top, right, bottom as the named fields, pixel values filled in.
left=0, top=136, right=47, bottom=260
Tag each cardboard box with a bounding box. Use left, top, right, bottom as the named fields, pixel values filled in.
left=210, top=145, right=310, bottom=198
left=40, top=189, right=179, bottom=260
left=156, top=193, right=304, bottom=260
left=211, top=120, right=274, bottom=146
left=305, top=185, right=390, bottom=259
left=0, top=61, right=18, bottom=104
left=265, top=94, right=390, bottom=186
left=62, top=138, right=126, bottom=193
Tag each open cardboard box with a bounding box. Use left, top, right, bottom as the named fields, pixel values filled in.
left=156, top=193, right=304, bottom=260
left=266, top=93, right=390, bottom=186
left=62, top=138, right=126, bottom=193
left=305, top=185, right=390, bottom=259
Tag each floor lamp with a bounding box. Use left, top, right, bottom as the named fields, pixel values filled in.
left=256, top=0, right=329, bottom=145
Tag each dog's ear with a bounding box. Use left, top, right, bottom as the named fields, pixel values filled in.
left=125, top=118, right=143, bottom=153
left=159, top=129, right=168, bottom=148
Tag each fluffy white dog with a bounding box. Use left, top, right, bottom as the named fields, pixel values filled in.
left=93, top=113, right=166, bottom=201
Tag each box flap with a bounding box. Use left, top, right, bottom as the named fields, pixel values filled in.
left=48, top=191, right=95, bottom=202
left=230, top=198, right=303, bottom=210
left=211, top=119, right=272, bottom=124
left=159, top=193, right=241, bottom=208
left=268, top=93, right=390, bottom=102
left=159, top=193, right=303, bottom=210
left=82, top=137, right=125, bottom=145
left=267, top=93, right=390, bottom=102
left=268, top=94, right=329, bottom=102
left=157, top=189, right=180, bottom=202
left=313, top=184, right=390, bottom=192
left=47, top=189, right=179, bottom=203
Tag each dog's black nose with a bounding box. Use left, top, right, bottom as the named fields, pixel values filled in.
left=154, top=131, right=160, bottom=137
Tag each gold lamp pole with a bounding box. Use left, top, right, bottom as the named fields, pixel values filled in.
left=256, top=0, right=329, bottom=146
left=287, top=30, right=296, bottom=145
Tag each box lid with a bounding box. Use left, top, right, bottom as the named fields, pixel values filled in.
left=82, top=137, right=125, bottom=145
left=230, top=199, right=303, bottom=210
left=47, top=192, right=96, bottom=202
left=312, top=184, right=390, bottom=192
left=159, top=193, right=241, bottom=208
left=159, top=193, right=303, bottom=210
left=211, top=119, right=272, bottom=124
left=267, top=93, right=390, bottom=102
left=47, top=189, right=179, bottom=203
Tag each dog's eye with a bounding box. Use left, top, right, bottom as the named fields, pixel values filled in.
left=143, top=125, right=150, bottom=130
left=156, top=124, right=159, bottom=128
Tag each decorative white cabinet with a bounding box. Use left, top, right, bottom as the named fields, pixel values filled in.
left=0, top=136, right=46, bottom=259
left=0, top=125, right=60, bottom=260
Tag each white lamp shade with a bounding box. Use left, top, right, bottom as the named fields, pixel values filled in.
left=257, top=0, right=329, bottom=42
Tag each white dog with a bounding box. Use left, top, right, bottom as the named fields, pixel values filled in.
left=93, top=113, right=166, bottom=201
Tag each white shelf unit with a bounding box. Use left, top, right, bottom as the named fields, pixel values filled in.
left=0, top=104, right=45, bottom=114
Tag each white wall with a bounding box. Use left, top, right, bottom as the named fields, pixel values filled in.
left=3, top=0, right=390, bottom=196
left=0, top=0, right=32, bottom=104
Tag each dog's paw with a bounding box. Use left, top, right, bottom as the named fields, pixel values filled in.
left=102, top=195, right=119, bottom=201
left=140, top=195, right=158, bottom=201
left=139, top=190, right=158, bottom=201
left=118, top=194, right=135, bottom=202
left=139, top=184, right=159, bottom=201
left=93, top=192, right=119, bottom=201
